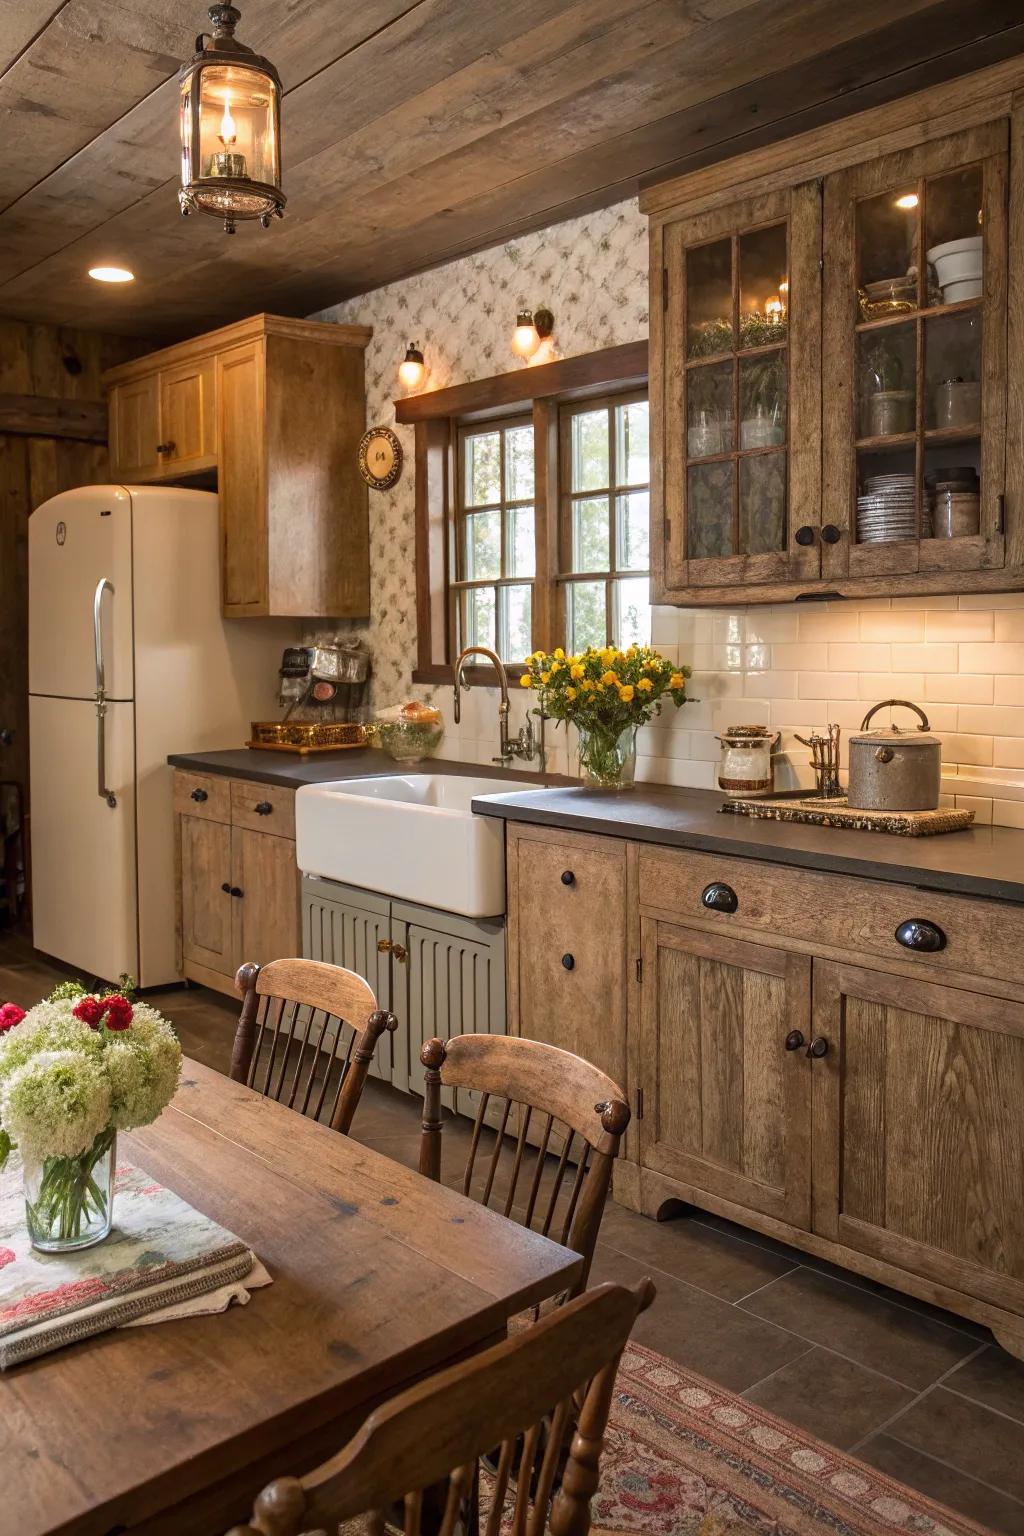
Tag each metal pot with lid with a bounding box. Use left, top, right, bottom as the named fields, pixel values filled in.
left=846, top=699, right=941, bottom=812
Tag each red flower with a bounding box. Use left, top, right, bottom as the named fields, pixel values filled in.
left=0, top=1003, right=25, bottom=1032
left=0, top=1247, right=14, bottom=1271
left=72, top=996, right=104, bottom=1029
left=101, top=994, right=134, bottom=1031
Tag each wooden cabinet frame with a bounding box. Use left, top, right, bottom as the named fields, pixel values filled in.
left=642, top=54, right=1024, bottom=605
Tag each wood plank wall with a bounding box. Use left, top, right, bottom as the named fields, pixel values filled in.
left=0, top=322, right=151, bottom=812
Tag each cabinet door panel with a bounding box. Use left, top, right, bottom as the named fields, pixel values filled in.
left=180, top=813, right=233, bottom=974
left=217, top=341, right=266, bottom=613
left=404, top=915, right=506, bottom=1124
left=813, top=960, right=1024, bottom=1314
left=303, top=882, right=394, bottom=1083
left=159, top=358, right=215, bottom=474
left=110, top=375, right=160, bottom=481
left=231, top=827, right=298, bottom=972
left=641, top=919, right=812, bottom=1227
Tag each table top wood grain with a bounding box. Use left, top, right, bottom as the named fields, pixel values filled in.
left=3, top=1060, right=583, bottom=1536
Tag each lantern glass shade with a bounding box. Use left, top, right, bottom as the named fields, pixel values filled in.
left=179, top=59, right=282, bottom=223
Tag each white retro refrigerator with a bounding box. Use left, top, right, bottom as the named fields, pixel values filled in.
left=29, top=485, right=285, bottom=988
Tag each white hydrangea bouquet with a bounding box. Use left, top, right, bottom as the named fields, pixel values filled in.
left=0, top=980, right=181, bottom=1253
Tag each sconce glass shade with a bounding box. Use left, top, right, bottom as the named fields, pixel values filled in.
left=398, top=342, right=426, bottom=391
left=179, top=6, right=285, bottom=233
left=512, top=311, right=540, bottom=359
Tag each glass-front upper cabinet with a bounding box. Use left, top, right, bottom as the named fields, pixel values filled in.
left=656, top=182, right=822, bottom=596
left=822, top=122, right=1008, bottom=582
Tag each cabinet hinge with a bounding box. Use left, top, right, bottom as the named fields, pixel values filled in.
left=998, top=493, right=1006, bottom=534
left=662, top=267, right=669, bottom=312
left=635, top=1087, right=644, bottom=1121
left=635, top=956, right=643, bottom=983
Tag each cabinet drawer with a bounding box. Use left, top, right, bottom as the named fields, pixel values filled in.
left=173, top=769, right=230, bottom=823
left=230, top=778, right=295, bottom=838
left=637, top=844, right=1024, bottom=991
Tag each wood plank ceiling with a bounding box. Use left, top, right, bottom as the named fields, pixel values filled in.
left=1, top=0, right=1023, bottom=339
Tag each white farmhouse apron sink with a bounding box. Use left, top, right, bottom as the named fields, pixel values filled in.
left=295, top=773, right=538, bottom=918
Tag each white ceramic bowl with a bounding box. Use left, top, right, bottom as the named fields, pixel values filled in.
left=926, top=235, right=982, bottom=290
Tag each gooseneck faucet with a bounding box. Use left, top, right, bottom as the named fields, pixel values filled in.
left=453, top=646, right=542, bottom=767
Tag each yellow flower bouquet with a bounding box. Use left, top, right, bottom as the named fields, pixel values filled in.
left=520, top=645, right=692, bottom=788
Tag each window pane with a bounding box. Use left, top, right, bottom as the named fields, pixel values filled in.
left=571, top=409, right=609, bottom=492
left=464, top=510, right=501, bottom=580
left=567, top=582, right=607, bottom=652
left=500, top=584, right=532, bottom=663
left=614, top=577, right=651, bottom=649
left=465, top=431, right=501, bottom=506
left=508, top=505, right=535, bottom=578
left=616, top=491, right=649, bottom=572
left=463, top=587, right=495, bottom=651
left=572, top=496, right=610, bottom=572
left=617, top=401, right=649, bottom=486
left=506, top=425, right=534, bottom=501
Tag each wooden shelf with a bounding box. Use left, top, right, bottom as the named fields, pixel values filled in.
left=685, top=339, right=788, bottom=370
left=855, top=296, right=982, bottom=332
left=855, top=432, right=916, bottom=452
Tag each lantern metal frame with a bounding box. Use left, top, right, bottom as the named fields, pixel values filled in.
left=178, top=3, right=286, bottom=234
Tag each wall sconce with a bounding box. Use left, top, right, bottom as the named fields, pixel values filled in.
left=398, top=341, right=426, bottom=391
left=511, top=306, right=554, bottom=360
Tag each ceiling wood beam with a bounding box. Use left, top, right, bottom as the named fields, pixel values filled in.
left=0, top=391, right=106, bottom=440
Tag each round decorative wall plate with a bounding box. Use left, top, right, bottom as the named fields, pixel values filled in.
left=358, top=425, right=403, bottom=490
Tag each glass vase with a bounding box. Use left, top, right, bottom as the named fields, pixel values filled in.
left=577, top=724, right=638, bottom=789
left=23, top=1128, right=116, bottom=1253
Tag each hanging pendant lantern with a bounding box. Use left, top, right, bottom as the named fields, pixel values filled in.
left=178, top=4, right=285, bottom=234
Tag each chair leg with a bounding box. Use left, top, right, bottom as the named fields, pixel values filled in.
left=420, top=1037, right=446, bottom=1180
left=332, top=1009, right=398, bottom=1134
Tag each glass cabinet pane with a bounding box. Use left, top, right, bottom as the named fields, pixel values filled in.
left=740, top=454, right=786, bottom=554
left=857, top=188, right=919, bottom=320
left=925, top=166, right=983, bottom=307
left=739, top=349, right=787, bottom=450
left=739, top=223, right=788, bottom=348
left=687, top=462, right=734, bottom=559
left=687, top=238, right=733, bottom=358
left=924, top=309, right=981, bottom=431
left=687, top=359, right=733, bottom=458
left=857, top=323, right=916, bottom=441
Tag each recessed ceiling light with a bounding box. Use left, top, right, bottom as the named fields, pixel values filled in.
left=88, top=266, right=135, bottom=283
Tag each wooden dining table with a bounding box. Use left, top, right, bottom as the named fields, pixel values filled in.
left=4, top=1058, right=583, bottom=1536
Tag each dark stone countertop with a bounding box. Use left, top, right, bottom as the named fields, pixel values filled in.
left=471, top=783, right=1024, bottom=905
left=167, top=746, right=576, bottom=792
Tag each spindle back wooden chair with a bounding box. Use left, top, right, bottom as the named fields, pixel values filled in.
left=224, top=1277, right=654, bottom=1536
left=232, top=959, right=397, bottom=1135
left=419, top=1034, right=630, bottom=1295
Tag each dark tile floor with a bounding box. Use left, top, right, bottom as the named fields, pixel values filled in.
left=2, top=932, right=1024, bottom=1534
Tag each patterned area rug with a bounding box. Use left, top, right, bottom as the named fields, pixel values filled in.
left=594, top=1342, right=994, bottom=1536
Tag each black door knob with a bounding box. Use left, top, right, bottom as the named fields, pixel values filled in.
left=221, top=881, right=231, bottom=894
left=255, top=801, right=273, bottom=815
left=794, top=525, right=815, bottom=546
left=807, top=1036, right=829, bottom=1059
left=560, top=870, right=575, bottom=886
left=561, top=953, right=575, bottom=971
left=785, top=1030, right=805, bottom=1051
left=0, top=728, right=13, bottom=746
left=156, top=441, right=176, bottom=455
left=821, top=524, right=842, bottom=544
left=895, top=918, right=946, bottom=953
left=701, top=882, right=738, bottom=914
left=190, top=787, right=208, bottom=802
left=230, top=886, right=243, bottom=898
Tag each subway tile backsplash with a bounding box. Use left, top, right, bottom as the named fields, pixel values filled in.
left=437, top=591, right=1024, bottom=828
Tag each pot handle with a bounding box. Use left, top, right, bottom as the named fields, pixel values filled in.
left=859, top=699, right=930, bottom=733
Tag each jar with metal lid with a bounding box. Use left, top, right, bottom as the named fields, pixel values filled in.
left=716, top=725, right=780, bottom=799
left=846, top=700, right=942, bottom=811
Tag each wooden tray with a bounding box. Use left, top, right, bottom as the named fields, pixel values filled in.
left=246, top=738, right=366, bottom=755
left=720, top=794, right=974, bottom=836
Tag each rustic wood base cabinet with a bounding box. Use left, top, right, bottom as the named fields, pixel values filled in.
left=643, top=56, right=1024, bottom=604
left=504, top=821, right=1024, bottom=1360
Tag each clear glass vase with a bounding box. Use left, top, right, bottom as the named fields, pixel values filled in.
left=577, top=724, right=638, bottom=789
left=23, top=1128, right=116, bottom=1253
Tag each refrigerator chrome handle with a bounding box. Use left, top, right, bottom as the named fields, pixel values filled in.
left=93, top=579, right=117, bottom=808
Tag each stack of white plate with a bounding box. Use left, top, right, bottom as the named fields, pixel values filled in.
left=856, top=473, right=925, bottom=543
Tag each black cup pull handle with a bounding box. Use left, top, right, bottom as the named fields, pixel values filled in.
left=561, top=953, right=575, bottom=971
left=794, top=525, right=815, bottom=546
left=221, top=881, right=231, bottom=894
left=821, top=524, right=842, bottom=544
left=561, top=870, right=575, bottom=886
left=255, top=800, right=273, bottom=815
left=895, top=918, right=946, bottom=953
left=701, top=882, right=738, bottom=914
left=785, top=1030, right=805, bottom=1051
left=190, top=787, right=208, bottom=802
left=807, top=1036, right=829, bottom=1059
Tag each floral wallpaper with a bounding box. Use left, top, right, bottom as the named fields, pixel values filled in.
left=311, top=198, right=649, bottom=703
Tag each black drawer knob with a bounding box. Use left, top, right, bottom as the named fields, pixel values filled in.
left=560, top=870, right=575, bottom=886
left=190, top=787, right=208, bottom=802
left=221, top=881, right=231, bottom=894
left=156, top=441, right=176, bottom=455
left=701, top=882, right=738, bottom=914
left=895, top=918, right=946, bottom=953
left=807, top=1036, right=829, bottom=1059
left=255, top=800, right=273, bottom=815
left=821, top=524, right=842, bottom=544
left=785, top=1030, right=804, bottom=1051
left=230, top=886, right=243, bottom=898
left=561, top=953, right=575, bottom=971
left=794, top=525, right=815, bottom=546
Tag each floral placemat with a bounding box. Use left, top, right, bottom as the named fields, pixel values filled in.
left=0, top=1159, right=256, bottom=1368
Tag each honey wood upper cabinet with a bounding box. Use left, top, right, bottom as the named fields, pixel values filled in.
left=104, top=314, right=373, bottom=619
left=642, top=63, right=1024, bottom=605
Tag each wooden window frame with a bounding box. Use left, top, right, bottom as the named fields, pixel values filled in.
left=558, top=389, right=651, bottom=651
left=396, top=341, right=647, bottom=686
